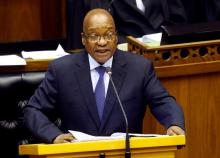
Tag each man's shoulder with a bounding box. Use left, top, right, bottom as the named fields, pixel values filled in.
left=52, top=51, right=86, bottom=65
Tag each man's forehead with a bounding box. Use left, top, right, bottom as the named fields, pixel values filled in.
left=83, top=10, right=116, bottom=33
left=85, top=24, right=116, bottom=33
left=87, top=25, right=114, bottom=30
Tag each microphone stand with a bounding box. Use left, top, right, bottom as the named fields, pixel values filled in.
left=106, top=67, right=131, bottom=158
left=99, top=153, right=105, bottom=158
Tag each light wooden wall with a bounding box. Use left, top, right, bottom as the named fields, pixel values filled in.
left=143, top=71, right=220, bottom=158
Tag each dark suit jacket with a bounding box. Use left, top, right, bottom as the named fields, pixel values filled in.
left=24, top=50, right=184, bottom=143
left=87, top=0, right=187, bottom=42
left=181, top=0, right=220, bottom=23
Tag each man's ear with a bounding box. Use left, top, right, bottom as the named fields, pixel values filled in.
left=115, top=35, right=118, bottom=44
left=81, top=32, right=85, bottom=46
left=115, top=34, right=118, bottom=45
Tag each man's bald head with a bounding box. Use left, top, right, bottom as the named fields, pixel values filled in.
left=81, top=8, right=118, bottom=64
left=83, top=9, right=116, bottom=33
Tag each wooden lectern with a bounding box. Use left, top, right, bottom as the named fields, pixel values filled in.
left=126, top=36, right=220, bottom=158
left=19, top=135, right=185, bottom=158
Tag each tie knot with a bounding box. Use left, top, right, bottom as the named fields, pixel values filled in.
left=95, top=66, right=106, bottom=77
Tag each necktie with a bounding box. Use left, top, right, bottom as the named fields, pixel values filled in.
left=95, top=66, right=106, bottom=120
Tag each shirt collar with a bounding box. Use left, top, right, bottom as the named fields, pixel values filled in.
left=88, top=54, right=113, bottom=70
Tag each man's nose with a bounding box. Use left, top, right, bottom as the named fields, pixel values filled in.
left=97, top=36, right=107, bottom=46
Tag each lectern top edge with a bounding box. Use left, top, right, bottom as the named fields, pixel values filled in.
left=19, top=135, right=185, bottom=156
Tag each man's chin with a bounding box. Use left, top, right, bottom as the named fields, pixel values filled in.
left=96, top=59, right=108, bottom=64
left=95, top=57, right=110, bottom=64
left=94, top=53, right=112, bottom=63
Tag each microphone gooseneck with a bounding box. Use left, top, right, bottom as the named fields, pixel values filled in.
left=106, top=67, right=131, bottom=158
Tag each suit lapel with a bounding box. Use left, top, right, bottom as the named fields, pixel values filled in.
left=142, top=0, right=151, bottom=17
left=99, top=51, right=127, bottom=133
left=75, top=52, right=101, bottom=129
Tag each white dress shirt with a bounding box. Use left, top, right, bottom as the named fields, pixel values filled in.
left=136, top=0, right=145, bottom=12
left=88, top=54, right=113, bottom=97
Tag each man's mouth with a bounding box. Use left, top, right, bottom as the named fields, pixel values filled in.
left=95, top=49, right=110, bottom=54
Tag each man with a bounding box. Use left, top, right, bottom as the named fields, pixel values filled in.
left=24, top=9, right=185, bottom=144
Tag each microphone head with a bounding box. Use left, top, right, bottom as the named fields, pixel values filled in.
left=106, top=67, right=112, bottom=75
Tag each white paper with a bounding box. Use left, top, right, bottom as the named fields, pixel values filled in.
left=68, top=130, right=167, bottom=142
left=137, top=33, right=162, bottom=47
left=21, top=44, right=69, bottom=59
left=68, top=130, right=124, bottom=142
left=117, top=43, right=128, bottom=51
left=0, top=55, right=26, bottom=66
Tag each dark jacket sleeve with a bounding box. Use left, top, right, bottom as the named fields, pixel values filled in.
left=23, top=63, right=63, bottom=143
left=143, top=61, right=185, bottom=130
left=161, top=0, right=187, bottom=24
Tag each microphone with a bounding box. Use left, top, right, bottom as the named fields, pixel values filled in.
left=106, top=67, right=131, bottom=158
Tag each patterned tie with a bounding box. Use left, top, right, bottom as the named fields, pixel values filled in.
left=95, top=66, right=106, bottom=120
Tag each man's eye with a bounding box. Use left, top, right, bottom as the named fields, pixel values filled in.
left=89, top=35, right=99, bottom=40
left=106, top=34, right=113, bottom=38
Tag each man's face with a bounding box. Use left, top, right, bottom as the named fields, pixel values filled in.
left=82, top=14, right=118, bottom=64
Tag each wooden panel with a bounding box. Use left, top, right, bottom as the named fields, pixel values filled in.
left=0, top=0, right=42, bottom=42
left=142, top=71, right=220, bottom=158
left=0, top=0, right=66, bottom=42
left=40, top=0, right=66, bottom=39
left=0, top=59, right=51, bottom=73
left=127, top=36, right=220, bottom=67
